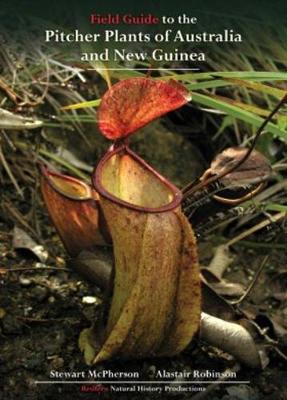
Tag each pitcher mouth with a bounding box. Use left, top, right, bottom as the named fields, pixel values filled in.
left=92, top=144, right=182, bottom=213
left=41, top=164, right=93, bottom=201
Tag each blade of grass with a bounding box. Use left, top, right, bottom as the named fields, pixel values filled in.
left=222, top=78, right=285, bottom=98
left=187, top=78, right=286, bottom=97
left=191, top=92, right=287, bottom=140
left=264, top=203, right=287, bottom=213
left=206, top=93, right=272, bottom=117
left=61, top=99, right=101, bottom=111
left=0, top=144, right=23, bottom=198
left=161, top=71, right=287, bottom=82
left=38, top=148, right=90, bottom=180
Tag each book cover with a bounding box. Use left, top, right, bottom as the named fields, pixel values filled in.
left=0, top=0, right=286, bottom=399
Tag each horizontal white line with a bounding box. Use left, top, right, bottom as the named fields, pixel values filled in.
left=34, top=380, right=250, bottom=384
left=87, top=68, right=200, bottom=71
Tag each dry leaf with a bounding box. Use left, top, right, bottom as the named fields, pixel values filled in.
left=0, top=108, right=43, bottom=130
left=206, top=147, right=272, bottom=187
left=200, top=312, right=262, bottom=368
left=206, top=244, right=234, bottom=279
left=201, top=280, right=237, bottom=321
left=12, top=226, right=48, bottom=263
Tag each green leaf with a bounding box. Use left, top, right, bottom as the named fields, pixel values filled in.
left=61, top=99, right=101, bottom=111
left=191, top=92, right=287, bottom=140
left=265, top=203, right=287, bottom=213
left=221, top=78, right=285, bottom=98
left=39, top=149, right=89, bottom=180
left=161, top=71, right=287, bottom=82
left=211, top=71, right=287, bottom=81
